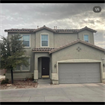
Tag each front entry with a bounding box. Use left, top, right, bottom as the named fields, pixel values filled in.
left=42, top=57, right=50, bottom=78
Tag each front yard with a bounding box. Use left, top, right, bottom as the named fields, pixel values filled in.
left=0, top=76, right=38, bottom=90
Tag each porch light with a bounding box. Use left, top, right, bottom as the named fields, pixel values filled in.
left=54, top=64, right=57, bottom=68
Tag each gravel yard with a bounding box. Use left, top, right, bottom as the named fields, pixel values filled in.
left=0, top=75, right=38, bottom=90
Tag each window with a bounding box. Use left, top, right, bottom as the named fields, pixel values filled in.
left=22, top=59, right=30, bottom=70
left=23, top=35, right=30, bottom=47
left=84, top=35, right=89, bottom=42
left=15, top=58, right=30, bottom=71
left=15, top=65, right=21, bottom=70
left=41, top=35, right=48, bottom=46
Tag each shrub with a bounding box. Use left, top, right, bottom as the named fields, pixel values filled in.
left=1, top=78, right=9, bottom=84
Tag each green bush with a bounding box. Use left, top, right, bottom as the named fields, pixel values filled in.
left=1, top=78, right=9, bottom=84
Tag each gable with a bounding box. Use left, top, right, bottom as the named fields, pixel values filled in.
left=49, top=40, right=105, bottom=54
left=51, top=42, right=104, bottom=61
left=34, top=25, right=55, bottom=33
left=35, top=29, right=54, bottom=35
left=78, top=26, right=97, bottom=33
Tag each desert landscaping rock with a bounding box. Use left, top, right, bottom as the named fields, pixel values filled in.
left=0, top=80, right=38, bottom=90
left=7, top=84, right=12, bottom=86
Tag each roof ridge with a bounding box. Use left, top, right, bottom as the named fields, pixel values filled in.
left=5, top=26, right=96, bottom=33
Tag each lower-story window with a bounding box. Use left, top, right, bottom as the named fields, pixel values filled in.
left=22, top=64, right=29, bottom=70
left=15, top=65, right=21, bottom=70
left=15, top=58, right=30, bottom=71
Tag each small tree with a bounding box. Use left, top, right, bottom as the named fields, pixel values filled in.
left=0, top=34, right=29, bottom=84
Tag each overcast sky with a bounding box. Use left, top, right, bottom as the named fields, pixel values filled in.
left=0, top=3, right=105, bottom=48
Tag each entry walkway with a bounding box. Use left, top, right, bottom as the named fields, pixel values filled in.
left=37, top=79, right=51, bottom=88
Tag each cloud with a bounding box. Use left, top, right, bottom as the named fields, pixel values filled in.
left=0, top=3, right=105, bottom=48
left=95, top=41, right=105, bottom=48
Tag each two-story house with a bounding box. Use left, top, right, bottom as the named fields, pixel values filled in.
left=5, top=25, right=105, bottom=84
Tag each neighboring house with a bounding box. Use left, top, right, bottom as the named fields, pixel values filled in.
left=5, top=25, right=105, bottom=84
left=0, top=40, right=3, bottom=43
left=0, top=40, right=6, bottom=75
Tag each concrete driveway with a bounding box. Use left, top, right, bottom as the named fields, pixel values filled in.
left=0, top=83, right=105, bottom=102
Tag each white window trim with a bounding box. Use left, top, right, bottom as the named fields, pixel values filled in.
left=21, top=34, right=31, bottom=48
left=40, top=33, right=49, bottom=47
left=14, top=58, right=30, bottom=71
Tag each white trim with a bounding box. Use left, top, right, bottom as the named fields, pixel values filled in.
left=40, top=33, right=49, bottom=47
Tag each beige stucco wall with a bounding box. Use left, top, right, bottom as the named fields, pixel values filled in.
left=8, top=29, right=95, bottom=49
left=35, top=30, right=54, bottom=48
left=35, top=29, right=94, bottom=48
left=7, top=33, right=35, bottom=73
left=78, top=30, right=94, bottom=44
left=8, top=29, right=95, bottom=50
left=54, top=34, right=77, bottom=48
left=52, top=43, right=104, bottom=73
left=6, top=72, right=33, bottom=80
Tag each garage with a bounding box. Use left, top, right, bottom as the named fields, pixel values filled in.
left=59, top=63, right=101, bottom=84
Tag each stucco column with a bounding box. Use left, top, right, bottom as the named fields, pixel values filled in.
left=34, top=55, right=38, bottom=82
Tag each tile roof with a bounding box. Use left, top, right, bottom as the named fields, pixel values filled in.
left=78, top=26, right=97, bottom=33
left=49, top=40, right=105, bottom=54
left=4, top=29, right=35, bottom=32
left=55, top=29, right=79, bottom=33
left=4, top=26, right=96, bottom=34
left=32, top=48, right=56, bottom=52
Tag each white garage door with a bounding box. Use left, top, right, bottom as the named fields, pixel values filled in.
left=59, top=63, right=101, bottom=84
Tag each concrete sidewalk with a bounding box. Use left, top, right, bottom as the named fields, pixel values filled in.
left=0, top=83, right=105, bottom=102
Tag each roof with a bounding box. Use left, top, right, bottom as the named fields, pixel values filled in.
left=49, top=40, right=105, bottom=54
left=4, top=26, right=96, bottom=34
left=33, top=25, right=56, bottom=33
left=4, top=29, right=35, bottom=32
left=32, top=48, right=56, bottom=52
left=78, top=26, right=97, bottom=33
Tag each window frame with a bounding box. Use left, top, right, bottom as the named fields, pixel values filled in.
left=40, top=33, right=49, bottom=47
left=21, top=34, right=31, bottom=48
left=84, top=35, right=89, bottom=42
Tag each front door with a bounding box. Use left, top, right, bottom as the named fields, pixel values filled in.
left=42, top=57, right=49, bottom=78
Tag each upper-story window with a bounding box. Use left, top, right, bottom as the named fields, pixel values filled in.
left=23, top=35, right=30, bottom=47
left=41, top=35, right=48, bottom=46
left=84, top=35, right=89, bottom=42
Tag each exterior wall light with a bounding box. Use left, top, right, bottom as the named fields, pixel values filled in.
left=54, top=64, right=57, bottom=68
left=103, top=64, right=105, bottom=67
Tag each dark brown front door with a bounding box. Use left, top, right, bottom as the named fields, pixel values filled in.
left=42, top=57, right=49, bottom=76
